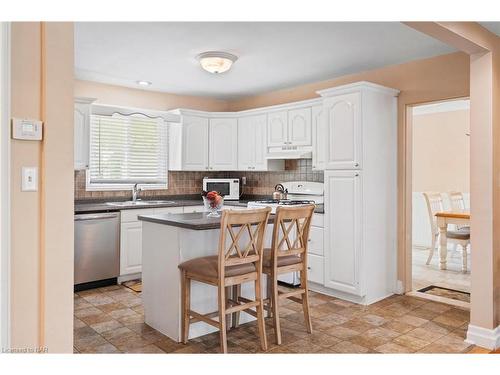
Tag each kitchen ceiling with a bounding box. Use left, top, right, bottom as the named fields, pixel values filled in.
left=479, top=22, right=500, bottom=36
left=75, top=22, right=456, bottom=100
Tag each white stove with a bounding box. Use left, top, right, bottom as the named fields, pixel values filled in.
left=247, top=181, right=324, bottom=286
left=247, top=181, right=323, bottom=214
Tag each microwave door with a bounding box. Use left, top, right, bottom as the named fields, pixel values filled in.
left=205, top=182, right=230, bottom=197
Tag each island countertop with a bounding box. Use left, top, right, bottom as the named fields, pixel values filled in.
left=138, top=211, right=279, bottom=230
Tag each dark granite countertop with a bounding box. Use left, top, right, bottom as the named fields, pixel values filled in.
left=74, top=196, right=324, bottom=214
left=138, top=211, right=279, bottom=230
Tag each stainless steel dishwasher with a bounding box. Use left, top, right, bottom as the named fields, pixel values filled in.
left=74, top=212, right=120, bottom=289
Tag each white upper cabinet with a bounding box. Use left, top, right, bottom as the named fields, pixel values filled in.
left=288, top=107, right=311, bottom=146
left=74, top=97, right=95, bottom=170
left=267, top=111, right=288, bottom=147
left=323, top=92, right=362, bottom=170
left=238, top=115, right=267, bottom=171
left=209, top=118, right=238, bottom=171
left=181, top=115, right=209, bottom=171
left=324, top=170, right=363, bottom=296
left=312, top=105, right=326, bottom=170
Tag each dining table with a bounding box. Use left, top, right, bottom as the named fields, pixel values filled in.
left=435, top=209, right=471, bottom=270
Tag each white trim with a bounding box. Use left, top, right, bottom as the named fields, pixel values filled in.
left=0, top=21, right=11, bottom=350
left=316, top=81, right=400, bottom=97
left=412, top=99, right=470, bottom=116
left=170, top=96, right=323, bottom=118
left=466, top=324, right=500, bottom=350
left=92, top=103, right=180, bottom=123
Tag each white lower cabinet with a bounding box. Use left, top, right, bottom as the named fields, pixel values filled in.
left=120, top=221, right=144, bottom=276
left=307, top=254, right=324, bottom=285
left=120, top=206, right=183, bottom=276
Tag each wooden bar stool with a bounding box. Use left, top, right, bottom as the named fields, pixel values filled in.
left=178, top=207, right=272, bottom=353
left=262, top=205, right=315, bottom=345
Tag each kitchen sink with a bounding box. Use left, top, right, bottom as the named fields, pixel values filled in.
left=106, top=200, right=176, bottom=207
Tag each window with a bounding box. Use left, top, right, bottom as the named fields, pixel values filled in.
left=87, top=113, right=168, bottom=190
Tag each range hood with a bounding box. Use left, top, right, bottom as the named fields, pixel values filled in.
left=266, top=150, right=312, bottom=159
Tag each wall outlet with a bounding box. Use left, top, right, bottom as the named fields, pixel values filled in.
left=241, top=176, right=246, bottom=185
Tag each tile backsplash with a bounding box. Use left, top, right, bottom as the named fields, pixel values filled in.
left=75, top=159, right=323, bottom=201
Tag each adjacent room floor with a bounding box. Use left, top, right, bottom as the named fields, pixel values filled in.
left=412, top=246, right=471, bottom=299
left=74, top=284, right=474, bottom=354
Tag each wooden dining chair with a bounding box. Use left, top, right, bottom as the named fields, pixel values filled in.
left=178, top=207, right=272, bottom=353
left=423, top=192, right=470, bottom=271
left=257, top=204, right=315, bottom=345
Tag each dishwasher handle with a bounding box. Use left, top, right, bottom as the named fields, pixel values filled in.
left=75, top=212, right=119, bottom=221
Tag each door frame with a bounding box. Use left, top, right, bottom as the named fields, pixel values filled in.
left=403, top=97, right=470, bottom=294
left=0, top=21, right=11, bottom=349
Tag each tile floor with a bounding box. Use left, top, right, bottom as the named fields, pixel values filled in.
left=74, top=284, right=476, bottom=354
left=412, top=246, right=470, bottom=293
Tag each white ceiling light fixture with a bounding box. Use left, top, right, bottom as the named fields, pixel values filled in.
left=197, top=51, right=238, bottom=74
left=136, top=80, right=152, bottom=86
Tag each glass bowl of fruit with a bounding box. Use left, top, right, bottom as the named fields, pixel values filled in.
left=202, top=190, right=224, bottom=218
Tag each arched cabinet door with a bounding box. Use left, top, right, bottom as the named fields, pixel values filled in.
left=323, top=92, right=362, bottom=170
left=267, top=111, right=288, bottom=147
left=182, top=115, right=209, bottom=171
left=288, top=107, right=311, bottom=146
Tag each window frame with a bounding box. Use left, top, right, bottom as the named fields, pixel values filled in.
left=85, top=104, right=178, bottom=192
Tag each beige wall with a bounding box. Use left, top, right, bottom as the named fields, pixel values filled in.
left=10, top=22, right=42, bottom=349
left=412, top=109, right=470, bottom=193
left=74, top=80, right=229, bottom=112
left=10, top=22, right=74, bottom=352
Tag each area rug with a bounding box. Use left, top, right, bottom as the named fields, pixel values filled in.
left=122, top=279, right=142, bottom=293
left=417, top=285, right=470, bottom=303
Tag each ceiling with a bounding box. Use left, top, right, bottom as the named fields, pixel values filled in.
left=479, top=22, right=500, bottom=36
left=74, top=22, right=456, bottom=100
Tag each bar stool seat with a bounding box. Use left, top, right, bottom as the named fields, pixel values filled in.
left=262, top=249, right=301, bottom=268
left=179, top=255, right=256, bottom=283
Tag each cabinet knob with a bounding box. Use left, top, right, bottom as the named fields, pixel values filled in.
left=307, top=266, right=311, bottom=270
left=355, top=173, right=359, bottom=177
left=354, top=163, right=359, bottom=167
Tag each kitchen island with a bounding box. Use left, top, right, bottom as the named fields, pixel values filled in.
left=138, top=211, right=275, bottom=342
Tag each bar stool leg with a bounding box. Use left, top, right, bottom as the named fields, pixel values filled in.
left=232, top=284, right=241, bottom=328
left=255, top=279, right=268, bottom=351
left=181, top=271, right=191, bottom=344
left=271, top=275, right=282, bottom=345
left=266, top=274, right=273, bottom=318
left=300, top=269, right=313, bottom=334
left=218, top=284, right=228, bottom=353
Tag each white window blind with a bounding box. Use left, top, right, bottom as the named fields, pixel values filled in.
left=89, top=114, right=168, bottom=186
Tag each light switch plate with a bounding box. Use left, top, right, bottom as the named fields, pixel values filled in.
left=12, top=118, right=43, bottom=141
left=21, top=167, right=38, bottom=192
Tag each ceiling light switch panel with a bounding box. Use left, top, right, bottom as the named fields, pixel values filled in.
left=21, top=167, right=38, bottom=192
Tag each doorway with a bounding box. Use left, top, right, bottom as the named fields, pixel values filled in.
left=407, top=98, right=471, bottom=306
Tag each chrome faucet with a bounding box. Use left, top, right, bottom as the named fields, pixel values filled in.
left=132, top=183, right=142, bottom=202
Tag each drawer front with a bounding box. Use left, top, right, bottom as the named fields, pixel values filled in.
left=308, top=226, right=324, bottom=256
left=121, top=208, right=156, bottom=223
left=155, top=206, right=184, bottom=215
left=311, top=213, right=324, bottom=228
left=183, top=205, right=206, bottom=213
left=307, top=254, right=324, bottom=285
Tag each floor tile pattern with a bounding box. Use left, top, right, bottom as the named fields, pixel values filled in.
left=74, top=285, right=475, bottom=354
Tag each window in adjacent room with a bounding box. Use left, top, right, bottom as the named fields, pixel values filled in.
left=87, top=113, right=168, bottom=190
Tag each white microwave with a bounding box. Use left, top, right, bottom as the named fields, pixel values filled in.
left=203, top=178, right=240, bottom=200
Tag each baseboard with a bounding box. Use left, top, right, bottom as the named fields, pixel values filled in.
left=117, top=272, right=142, bottom=283
left=466, top=324, right=500, bottom=350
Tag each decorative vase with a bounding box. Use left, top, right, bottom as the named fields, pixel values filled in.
left=202, top=196, right=224, bottom=218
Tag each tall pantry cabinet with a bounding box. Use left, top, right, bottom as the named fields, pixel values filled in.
left=317, top=82, right=399, bottom=304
